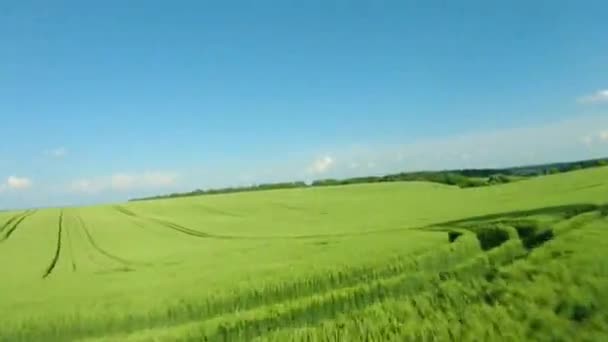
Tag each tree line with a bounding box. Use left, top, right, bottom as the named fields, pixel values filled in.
left=130, top=158, right=608, bottom=201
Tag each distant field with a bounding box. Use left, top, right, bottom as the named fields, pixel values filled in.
left=1, top=167, right=607, bottom=341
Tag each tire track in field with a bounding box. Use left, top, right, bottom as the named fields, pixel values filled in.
left=64, top=221, right=77, bottom=272
left=0, top=210, right=28, bottom=234
left=75, top=215, right=151, bottom=267
left=0, top=210, right=37, bottom=242
left=198, top=204, right=243, bottom=218
left=113, top=206, right=223, bottom=239
left=112, top=203, right=608, bottom=243
left=113, top=206, right=424, bottom=241
left=42, top=210, right=63, bottom=279
left=114, top=205, right=279, bottom=240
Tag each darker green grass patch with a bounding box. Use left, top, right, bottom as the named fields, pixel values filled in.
left=312, top=240, right=330, bottom=246
left=448, top=231, right=463, bottom=243
left=555, top=300, right=596, bottom=323
left=473, top=227, right=512, bottom=251
left=437, top=203, right=600, bottom=227
left=523, top=228, right=554, bottom=249
left=508, top=221, right=555, bottom=249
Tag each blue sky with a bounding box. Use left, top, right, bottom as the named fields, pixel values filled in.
left=1, top=1, right=607, bottom=209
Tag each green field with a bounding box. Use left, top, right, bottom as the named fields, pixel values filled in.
left=1, top=167, right=608, bottom=341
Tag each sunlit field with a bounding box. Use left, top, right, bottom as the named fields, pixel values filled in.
left=1, top=167, right=607, bottom=341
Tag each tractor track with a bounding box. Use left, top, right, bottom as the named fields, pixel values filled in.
left=197, top=204, right=243, bottom=218
left=64, top=221, right=77, bottom=272
left=0, top=210, right=37, bottom=242
left=114, top=205, right=283, bottom=239
left=112, top=206, right=429, bottom=241
left=76, top=215, right=149, bottom=267
left=0, top=210, right=28, bottom=234
left=42, top=211, right=64, bottom=279
left=113, top=206, right=231, bottom=239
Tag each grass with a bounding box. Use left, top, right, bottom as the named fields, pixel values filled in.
left=0, top=166, right=607, bottom=341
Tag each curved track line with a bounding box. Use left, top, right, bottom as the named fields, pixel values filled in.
left=197, top=204, right=243, bottom=218
left=76, top=215, right=150, bottom=267
left=64, top=222, right=77, bottom=272
left=1, top=210, right=37, bottom=242
left=113, top=206, right=224, bottom=238
left=0, top=210, right=28, bottom=233
left=43, top=211, right=63, bottom=279
left=113, top=206, right=426, bottom=240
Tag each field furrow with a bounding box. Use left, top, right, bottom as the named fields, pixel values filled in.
left=64, top=219, right=77, bottom=272
left=0, top=210, right=28, bottom=234
left=75, top=214, right=147, bottom=268
left=114, top=206, right=216, bottom=238
left=0, top=210, right=37, bottom=241
left=43, top=211, right=64, bottom=279
left=115, top=205, right=427, bottom=241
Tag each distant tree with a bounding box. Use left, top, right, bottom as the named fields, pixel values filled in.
left=570, top=164, right=583, bottom=171
left=488, top=174, right=510, bottom=184
left=547, top=168, right=560, bottom=175
left=598, top=160, right=608, bottom=167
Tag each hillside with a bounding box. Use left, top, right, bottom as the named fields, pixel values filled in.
left=130, top=157, right=608, bottom=202
left=0, top=167, right=607, bottom=341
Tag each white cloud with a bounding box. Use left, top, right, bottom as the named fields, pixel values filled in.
left=317, top=114, right=608, bottom=177
left=45, top=147, right=68, bottom=158
left=579, top=129, right=608, bottom=147
left=6, top=176, right=32, bottom=189
left=308, top=156, right=334, bottom=174
left=577, top=89, right=608, bottom=104
left=69, top=171, right=178, bottom=194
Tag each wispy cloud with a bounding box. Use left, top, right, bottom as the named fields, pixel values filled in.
left=307, top=156, right=334, bottom=174
left=311, top=115, right=608, bottom=178
left=68, top=171, right=178, bottom=194
left=207, top=115, right=608, bottom=187
left=577, top=89, right=608, bottom=104
left=579, top=128, right=608, bottom=146
left=5, top=176, right=32, bottom=190
left=45, top=147, right=68, bottom=158
left=11, top=114, right=608, bottom=207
